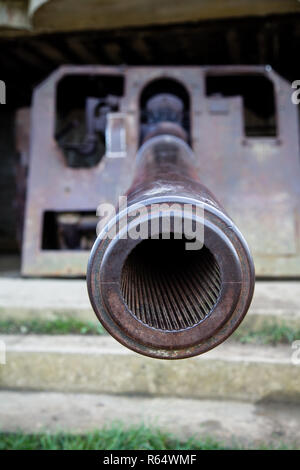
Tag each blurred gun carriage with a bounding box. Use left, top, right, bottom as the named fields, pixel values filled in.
left=18, top=65, right=300, bottom=357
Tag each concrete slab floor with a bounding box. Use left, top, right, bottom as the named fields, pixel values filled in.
left=0, top=391, right=299, bottom=448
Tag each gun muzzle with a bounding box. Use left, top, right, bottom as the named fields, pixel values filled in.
left=87, top=133, right=255, bottom=359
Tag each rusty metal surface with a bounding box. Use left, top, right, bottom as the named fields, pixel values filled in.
left=14, top=108, right=30, bottom=247
left=87, top=132, right=255, bottom=359
left=1, top=0, right=299, bottom=38
left=21, top=65, right=300, bottom=276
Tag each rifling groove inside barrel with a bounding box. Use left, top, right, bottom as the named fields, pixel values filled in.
left=120, top=236, right=221, bottom=331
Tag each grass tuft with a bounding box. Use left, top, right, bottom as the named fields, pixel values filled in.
left=1, top=318, right=300, bottom=347
left=0, top=424, right=228, bottom=450
left=0, top=424, right=297, bottom=450
left=0, top=318, right=106, bottom=335
left=233, top=322, right=300, bottom=346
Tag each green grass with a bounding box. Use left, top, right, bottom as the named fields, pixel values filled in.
left=0, top=318, right=106, bottom=336
left=232, top=322, right=300, bottom=346
left=0, top=424, right=228, bottom=450
left=0, top=424, right=296, bottom=450
left=1, top=318, right=299, bottom=346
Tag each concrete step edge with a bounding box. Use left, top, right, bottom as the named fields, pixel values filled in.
left=0, top=335, right=299, bottom=403
left=1, top=279, right=299, bottom=330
